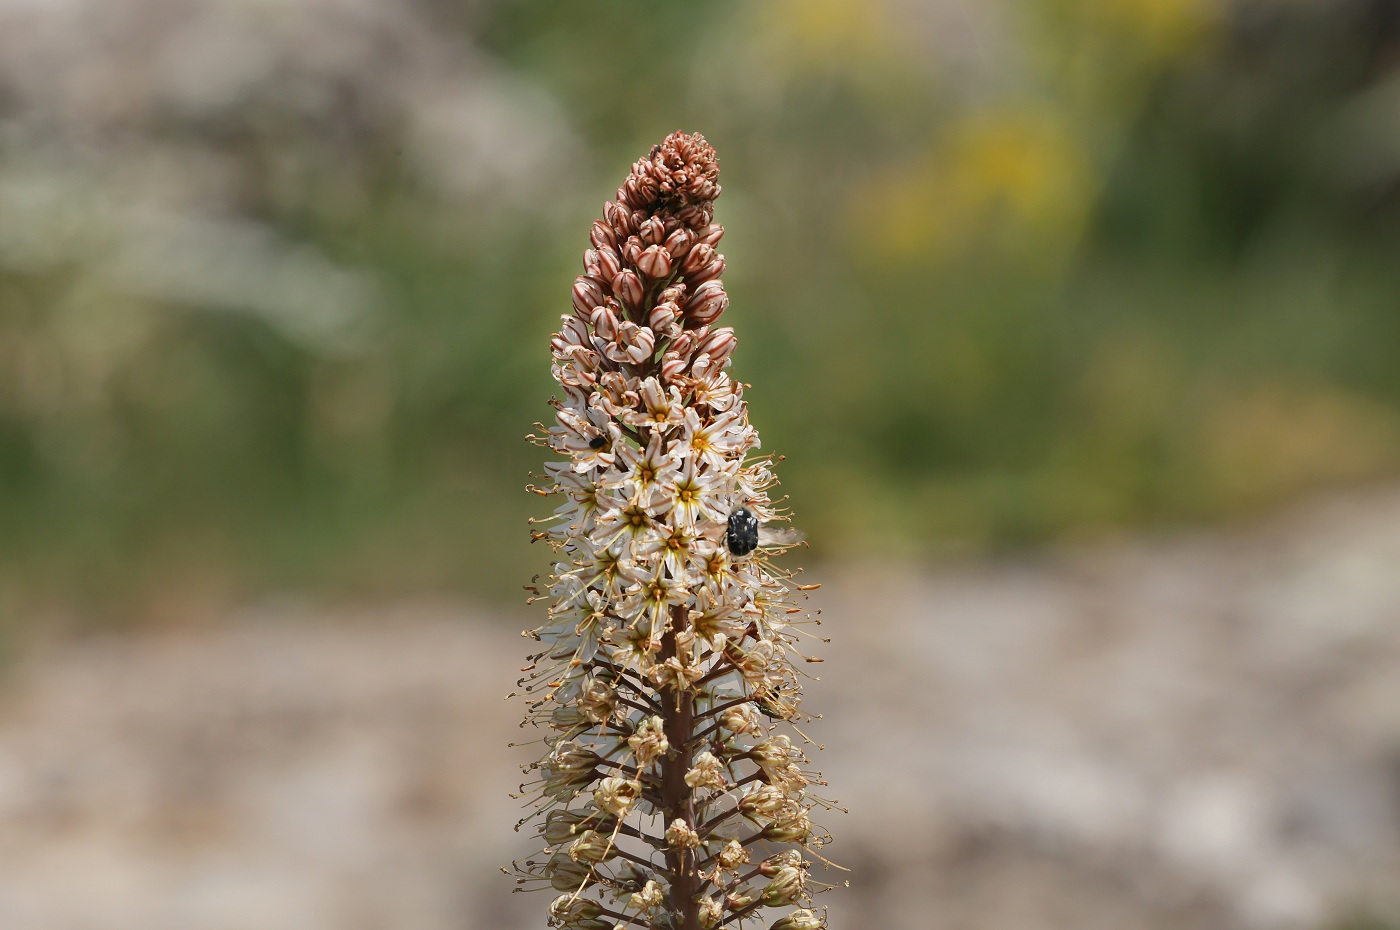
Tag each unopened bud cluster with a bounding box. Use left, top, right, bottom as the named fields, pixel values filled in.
left=513, top=132, right=836, bottom=930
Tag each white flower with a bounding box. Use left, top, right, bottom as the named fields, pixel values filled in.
left=691, top=370, right=740, bottom=412
left=607, top=431, right=681, bottom=503
left=678, top=407, right=754, bottom=472
left=658, top=455, right=727, bottom=528
left=623, top=377, right=685, bottom=431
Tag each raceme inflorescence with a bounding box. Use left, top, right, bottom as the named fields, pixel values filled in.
left=512, top=132, right=840, bottom=930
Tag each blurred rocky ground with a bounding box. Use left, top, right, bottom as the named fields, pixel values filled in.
left=1, top=488, right=1399, bottom=930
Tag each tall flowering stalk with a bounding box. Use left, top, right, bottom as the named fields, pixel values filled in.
left=513, top=132, right=837, bottom=930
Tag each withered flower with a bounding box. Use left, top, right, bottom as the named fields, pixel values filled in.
left=514, top=132, right=836, bottom=930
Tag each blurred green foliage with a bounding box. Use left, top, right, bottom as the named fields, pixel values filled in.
left=3, top=0, right=1400, bottom=615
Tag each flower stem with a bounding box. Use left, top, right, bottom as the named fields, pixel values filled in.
left=660, top=603, right=701, bottom=930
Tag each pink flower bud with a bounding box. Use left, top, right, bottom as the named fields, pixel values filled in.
left=552, top=317, right=589, bottom=356
left=622, top=237, right=644, bottom=265
left=685, top=279, right=728, bottom=324
left=669, top=331, right=697, bottom=359
left=664, top=227, right=695, bottom=262
left=589, top=304, right=619, bottom=340
left=621, top=176, right=656, bottom=209
left=603, top=200, right=633, bottom=236
left=682, top=243, right=716, bottom=275
left=583, top=249, right=601, bottom=277
left=699, top=223, right=723, bottom=247
left=612, top=269, right=644, bottom=312
left=659, top=352, right=688, bottom=382
left=687, top=255, right=725, bottom=286
left=572, top=276, right=604, bottom=315
left=647, top=301, right=679, bottom=332
left=596, top=246, right=622, bottom=281
left=589, top=220, right=616, bottom=251
left=696, top=327, right=736, bottom=365
left=639, top=216, right=666, bottom=245
left=637, top=245, right=672, bottom=279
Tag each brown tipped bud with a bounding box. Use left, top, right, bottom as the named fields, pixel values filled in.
left=637, top=245, right=673, bottom=279
left=543, top=808, right=598, bottom=845
left=550, top=893, right=606, bottom=923
left=688, top=255, right=725, bottom=286
left=572, top=277, right=605, bottom=316
left=612, top=270, right=644, bottom=312
left=685, top=279, right=728, bottom=324
left=596, top=246, right=622, bottom=282
left=648, top=301, right=679, bottom=332
left=560, top=315, right=589, bottom=344
left=622, top=237, right=645, bottom=266
left=760, top=873, right=804, bottom=906
left=621, top=175, right=657, bottom=209
left=603, top=200, right=633, bottom=236
left=589, top=304, right=619, bottom=340
left=670, top=330, right=697, bottom=359
left=550, top=703, right=586, bottom=730
left=664, top=227, right=695, bottom=262
left=659, top=352, right=688, bottom=382
left=589, top=220, right=617, bottom=251
left=770, top=909, right=824, bottom=930
left=639, top=216, right=666, bottom=246
left=568, top=829, right=620, bottom=863
left=760, top=811, right=812, bottom=843
left=683, top=243, right=716, bottom=275
left=696, top=327, right=736, bottom=365
left=699, top=223, right=724, bottom=247
left=757, top=851, right=803, bottom=878
left=546, top=852, right=594, bottom=892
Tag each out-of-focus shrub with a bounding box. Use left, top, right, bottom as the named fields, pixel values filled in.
left=2, top=0, right=1399, bottom=611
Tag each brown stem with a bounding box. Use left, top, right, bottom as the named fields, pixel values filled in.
left=692, top=656, right=741, bottom=689
left=717, top=897, right=765, bottom=928
left=693, top=695, right=752, bottom=723
left=615, top=694, right=661, bottom=717
left=659, top=603, right=701, bottom=930
left=594, top=906, right=652, bottom=929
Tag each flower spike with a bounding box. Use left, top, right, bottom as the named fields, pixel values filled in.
left=514, top=132, right=836, bottom=930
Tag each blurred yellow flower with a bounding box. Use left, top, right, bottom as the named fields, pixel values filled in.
left=1202, top=383, right=1400, bottom=509
left=1091, top=0, right=1218, bottom=62
left=850, top=108, right=1094, bottom=267
left=756, top=0, right=907, bottom=70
